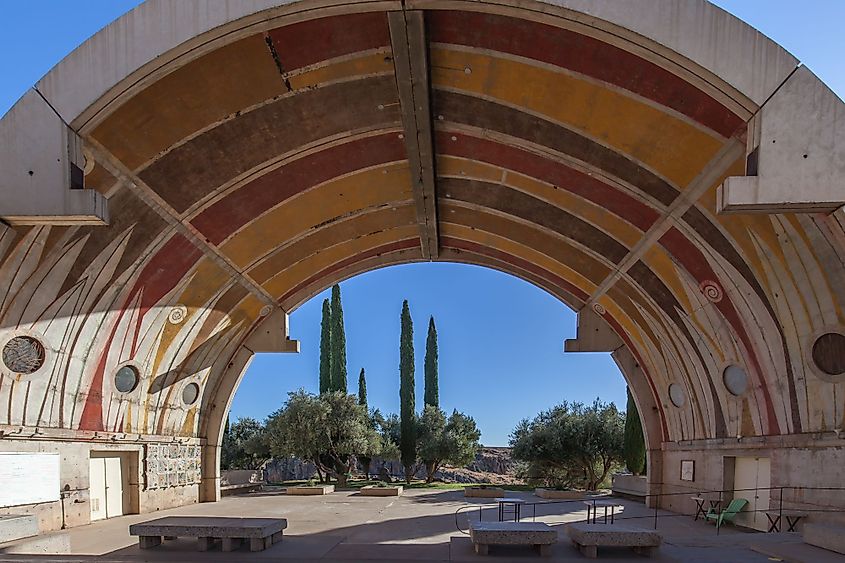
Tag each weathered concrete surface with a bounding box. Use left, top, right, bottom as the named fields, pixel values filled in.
left=611, top=475, right=647, bottom=499
left=0, top=490, right=801, bottom=561
left=129, top=516, right=286, bottom=539
left=0, top=516, right=37, bottom=544
left=285, top=485, right=334, bottom=496
left=803, top=523, right=845, bottom=555
left=464, top=487, right=505, bottom=498
left=567, top=523, right=661, bottom=559
left=535, top=489, right=590, bottom=500
left=0, top=91, right=107, bottom=225
left=470, top=521, right=556, bottom=556
left=360, top=485, right=403, bottom=496
left=719, top=65, right=845, bottom=213
left=564, top=308, right=623, bottom=352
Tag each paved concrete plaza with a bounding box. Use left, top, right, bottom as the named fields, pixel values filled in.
left=0, top=489, right=833, bottom=562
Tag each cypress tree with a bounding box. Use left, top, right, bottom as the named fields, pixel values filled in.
left=424, top=316, right=439, bottom=409
left=319, top=298, right=332, bottom=394
left=358, top=367, right=371, bottom=479
left=330, top=284, right=348, bottom=393
left=623, top=386, right=646, bottom=475
left=358, top=368, right=367, bottom=407
left=399, top=300, right=416, bottom=482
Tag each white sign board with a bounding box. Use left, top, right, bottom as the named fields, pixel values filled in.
left=0, top=453, right=60, bottom=507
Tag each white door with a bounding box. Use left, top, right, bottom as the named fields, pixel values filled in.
left=104, top=456, right=124, bottom=518
left=89, top=458, right=107, bottom=521
left=734, top=457, right=770, bottom=530
left=89, top=455, right=124, bottom=521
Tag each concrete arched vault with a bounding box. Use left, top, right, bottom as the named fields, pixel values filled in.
left=1, top=0, right=844, bottom=528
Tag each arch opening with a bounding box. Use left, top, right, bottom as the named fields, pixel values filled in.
left=1, top=0, right=844, bottom=531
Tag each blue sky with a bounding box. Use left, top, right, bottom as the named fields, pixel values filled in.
left=1, top=1, right=842, bottom=445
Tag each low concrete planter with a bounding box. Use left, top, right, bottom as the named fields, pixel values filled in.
left=360, top=485, right=403, bottom=497
left=612, top=474, right=647, bottom=498
left=535, top=488, right=589, bottom=500
left=464, top=486, right=506, bottom=498
left=286, top=484, right=335, bottom=495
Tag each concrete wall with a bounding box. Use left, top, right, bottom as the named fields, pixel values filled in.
left=0, top=436, right=199, bottom=533
left=657, top=437, right=845, bottom=526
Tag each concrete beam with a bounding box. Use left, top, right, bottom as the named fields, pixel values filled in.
left=84, top=137, right=280, bottom=311
left=564, top=308, right=623, bottom=352
left=718, top=66, right=845, bottom=214
left=586, top=138, right=744, bottom=306
left=0, top=91, right=108, bottom=225
left=388, top=10, right=439, bottom=260
left=242, top=308, right=300, bottom=354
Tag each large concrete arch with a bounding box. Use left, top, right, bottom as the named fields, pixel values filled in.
left=1, top=0, right=844, bottom=530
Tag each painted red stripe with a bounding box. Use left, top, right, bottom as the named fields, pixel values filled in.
left=192, top=133, right=407, bottom=244
left=267, top=12, right=390, bottom=70
left=429, top=11, right=744, bottom=138
left=79, top=234, right=203, bottom=431
left=440, top=132, right=660, bottom=231
left=659, top=227, right=780, bottom=434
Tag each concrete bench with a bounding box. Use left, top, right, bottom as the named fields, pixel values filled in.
left=129, top=516, right=286, bottom=552
left=469, top=521, right=557, bottom=556
left=221, top=482, right=263, bottom=496
left=566, top=523, right=661, bottom=559
left=803, top=523, right=845, bottom=555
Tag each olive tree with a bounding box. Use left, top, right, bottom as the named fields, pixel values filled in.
left=417, top=405, right=481, bottom=483
left=510, top=399, right=624, bottom=491
left=265, top=390, right=379, bottom=487
left=221, top=417, right=269, bottom=470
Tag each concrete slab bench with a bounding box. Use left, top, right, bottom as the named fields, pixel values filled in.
left=129, top=516, right=286, bottom=552
left=566, top=523, right=661, bottom=559
left=469, top=521, right=557, bottom=556
left=804, top=523, right=845, bottom=555
left=221, top=482, right=263, bottom=496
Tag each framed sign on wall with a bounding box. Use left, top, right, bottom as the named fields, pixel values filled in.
left=680, top=460, right=695, bottom=482
left=0, top=452, right=60, bottom=507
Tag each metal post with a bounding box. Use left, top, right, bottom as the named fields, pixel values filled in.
left=653, top=493, right=658, bottom=529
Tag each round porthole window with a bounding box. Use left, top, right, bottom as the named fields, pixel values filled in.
left=723, top=365, right=748, bottom=396
left=812, top=333, right=845, bottom=376
left=2, top=336, right=45, bottom=374
left=114, top=365, right=139, bottom=393
left=668, top=383, right=686, bottom=408
left=182, top=383, right=200, bottom=405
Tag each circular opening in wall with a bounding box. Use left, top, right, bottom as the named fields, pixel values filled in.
left=2, top=336, right=45, bottom=374
left=182, top=383, right=200, bottom=405
left=722, top=365, right=749, bottom=396
left=812, top=333, right=845, bottom=376
left=114, top=365, right=139, bottom=393
left=668, top=383, right=686, bottom=408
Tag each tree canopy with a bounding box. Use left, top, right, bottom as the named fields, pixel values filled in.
left=265, top=390, right=378, bottom=487
left=510, top=399, right=624, bottom=491
left=623, top=387, right=646, bottom=475
left=319, top=298, right=332, bottom=394
left=330, top=285, right=348, bottom=393
left=399, top=299, right=416, bottom=481
left=417, top=405, right=481, bottom=482
left=221, top=416, right=269, bottom=470
left=424, top=316, right=439, bottom=409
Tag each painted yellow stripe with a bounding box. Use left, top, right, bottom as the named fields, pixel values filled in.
left=221, top=163, right=413, bottom=269
left=262, top=225, right=420, bottom=298
left=288, top=51, right=393, bottom=89
left=432, top=48, right=723, bottom=187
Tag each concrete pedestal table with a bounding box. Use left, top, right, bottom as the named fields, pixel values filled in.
left=129, top=516, right=287, bottom=552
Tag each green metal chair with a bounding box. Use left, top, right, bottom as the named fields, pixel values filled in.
left=705, top=498, right=748, bottom=529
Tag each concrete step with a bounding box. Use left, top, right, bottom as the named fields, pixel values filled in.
left=0, top=514, right=38, bottom=543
